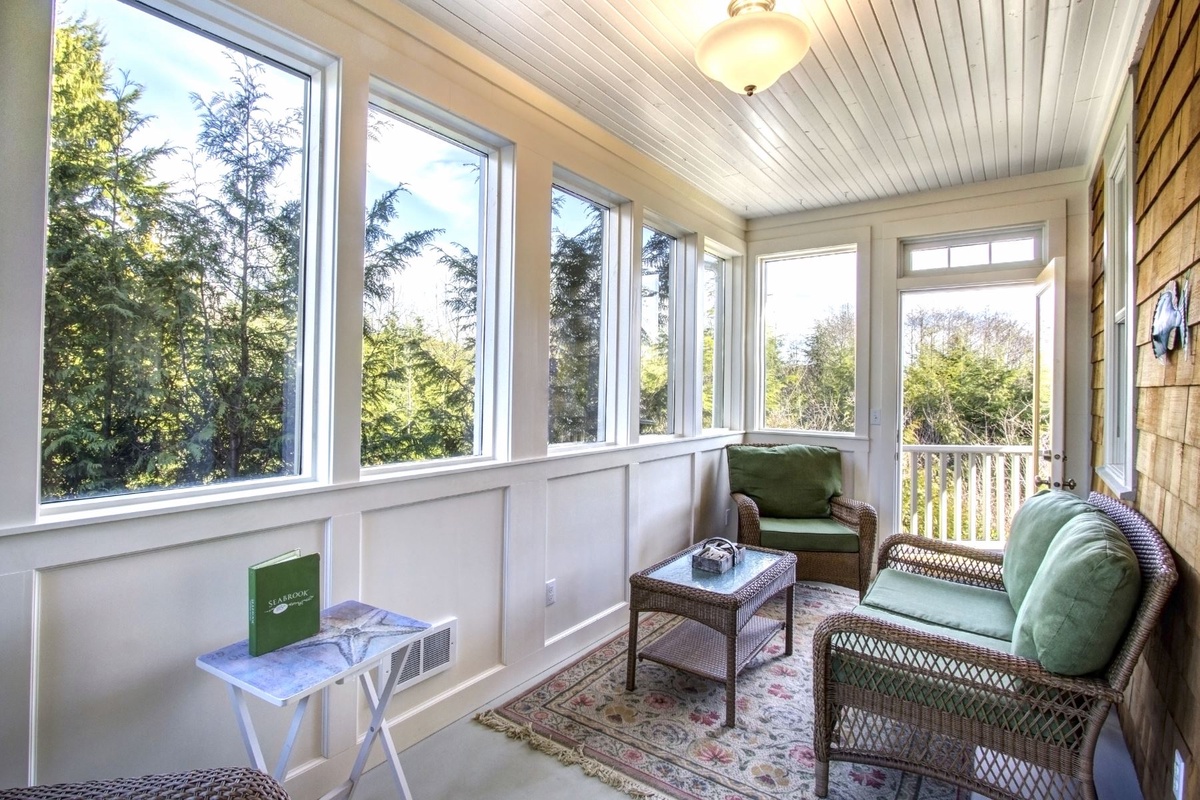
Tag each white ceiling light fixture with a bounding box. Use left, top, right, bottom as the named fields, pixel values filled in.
left=695, top=0, right=812, bottom=97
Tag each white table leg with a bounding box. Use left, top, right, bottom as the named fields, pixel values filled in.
left=273, top=695, right=310, bottom=782
left=345, top=643, right=413, bottom=800
left=228, top=684, right=268, bottom=773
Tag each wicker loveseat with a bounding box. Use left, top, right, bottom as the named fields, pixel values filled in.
left=813, top=491, right=1177, bottom=800
left=0, top=767, right=289, bottom=800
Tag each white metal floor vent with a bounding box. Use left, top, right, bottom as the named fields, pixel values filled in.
left=381, top=618, right=457, bottom=693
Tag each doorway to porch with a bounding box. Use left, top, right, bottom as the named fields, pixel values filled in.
left=898, top=285, right=1037, bottom=547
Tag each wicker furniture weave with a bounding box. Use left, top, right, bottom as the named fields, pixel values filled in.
left=626, top=543, right=797, bottom=727
left=0, top=767, right=290, bottom=800
left=812, top=492, right=1178, bottom=800
left=729, top=444, right=878, bottom=598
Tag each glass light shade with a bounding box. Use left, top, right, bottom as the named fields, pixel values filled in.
left=695, top=11, right=811, bottom=96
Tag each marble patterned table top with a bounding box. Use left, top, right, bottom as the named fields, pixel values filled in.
left=196, top=600, right=430, bottom=706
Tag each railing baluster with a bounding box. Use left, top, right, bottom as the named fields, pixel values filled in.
left=923, top=453, right=933, bottom=538
left=909, top=449, right=918, bottom=535
left=1009, top=454, right=1019, bottom=538
left=969, top=453, right=978, bottom=542
left=994, top=455, right=1004, bottom=546
left=953, top=454, right=962, bottom=542
left=938, top=453, right=948, bottom=540
left=983, top=454, right=993, bottom=543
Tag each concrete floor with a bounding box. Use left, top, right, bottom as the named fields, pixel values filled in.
left=350, top=690, right=1143, bottom=800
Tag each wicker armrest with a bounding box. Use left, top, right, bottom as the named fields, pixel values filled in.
left=731, top=492, right=762, bottom=546
left=0, top=767, right=290, bottom=800
left=813, top=612, right=1120, bottom=758
left=876, top=533, right=1005, bottom=591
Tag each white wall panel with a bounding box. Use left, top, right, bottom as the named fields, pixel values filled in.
left=545, top=468, right=626, bottom=641
left=631, top=456, right=692, bottom=572
left=34, top=524, right=324, bottom=784
left=360, top=490, right=505, bottom=710
left=694, top=447, right=735, bottom=543
left=0, top=570, right=33, bottom=788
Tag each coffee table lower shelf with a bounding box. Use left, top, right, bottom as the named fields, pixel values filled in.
left=637, top=615, right=782, bottom=683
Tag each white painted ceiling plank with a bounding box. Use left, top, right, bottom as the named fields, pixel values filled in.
left=958, top=0, right=998, bottom=181
left=814, top=0, right=930, bottom=195
left=1020, top=0, right=1049, bottom=176
left=927, top=0, right=987, bottom=184
left=390, top=0, right=1147, bottom=216
left=1033, top=0, right=1070, bottom=173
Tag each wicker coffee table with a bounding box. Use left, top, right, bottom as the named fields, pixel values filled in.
left=625, top=543, right=796, bottom=727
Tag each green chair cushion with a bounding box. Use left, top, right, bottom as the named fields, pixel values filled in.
left=1002, top=490, right=1095, bottom=611
left=853, top=605, right=1013, bottom=652
left=1011, top=513, right=1142, bottom=676
left=860, top=568, right=1016, bottom=641
left=727, top=444, right=842, bottom=518
left=759, top=517, right=859, bottom=553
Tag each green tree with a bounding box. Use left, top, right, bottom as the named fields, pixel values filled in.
left=548, top=197, right=604, bottom=444
left=41, top=18, right=172, bottom=498
left=763, top=304, right=855, bottom=431
left=190, top=56, right=303, bottom=479
left=639, top=230, right=672, bottom=434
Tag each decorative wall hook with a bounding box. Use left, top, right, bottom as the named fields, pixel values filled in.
left=1151, top=277, right=1189, bottom=361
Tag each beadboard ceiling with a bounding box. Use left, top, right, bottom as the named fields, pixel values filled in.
left=392, top=0, right=1147, bottom=219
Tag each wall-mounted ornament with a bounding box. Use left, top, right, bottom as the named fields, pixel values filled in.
left=1151, top=277, right=1190, bottom=361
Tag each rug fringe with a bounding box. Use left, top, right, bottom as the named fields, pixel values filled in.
left=474, top=710, right=670, bottom=800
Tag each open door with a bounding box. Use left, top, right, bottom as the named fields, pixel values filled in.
left=1032, top=257, right=1072, bottom=492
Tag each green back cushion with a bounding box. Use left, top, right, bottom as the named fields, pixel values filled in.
left=1003, top=490, right=1095, bottom=610
left=726, top=444, right=842, bottom=518
left=1011, top=513, right=1142, bottom=676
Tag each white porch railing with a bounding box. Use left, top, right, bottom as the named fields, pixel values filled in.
left=900, top=445, right=1037, bottom=549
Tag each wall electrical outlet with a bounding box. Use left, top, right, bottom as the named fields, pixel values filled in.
left=545, top=578, right=557, bottom=606
left=870, top=408, right=882, bottom=426
left=1174, top=749, right=1186, bottom=800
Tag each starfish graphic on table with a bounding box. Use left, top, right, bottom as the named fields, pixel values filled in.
left=291, top=602, right=427, bottom=667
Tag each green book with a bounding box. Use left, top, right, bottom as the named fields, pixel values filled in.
left=248, top=550, right=320, bottom=656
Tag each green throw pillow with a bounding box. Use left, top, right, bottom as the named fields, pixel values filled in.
left=1011, top=513, right=1142, bottom=676
left=1003, top=490, right=1095, bottom=611
left=726, top=444, right=842, bottom=518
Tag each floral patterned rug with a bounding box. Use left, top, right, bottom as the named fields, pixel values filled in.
left=476, top=582, right=967, bottom=800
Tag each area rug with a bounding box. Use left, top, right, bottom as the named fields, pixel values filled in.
left=476, top=582, right=967, bottom=800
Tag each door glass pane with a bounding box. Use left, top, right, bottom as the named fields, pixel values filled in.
left=992, top=238, right=1035, bottom=263
left=949, top=243, right=989, bottom=268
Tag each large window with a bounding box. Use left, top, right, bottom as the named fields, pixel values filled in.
left=701, top=252, right=726, bottom=429
left=640, top=226, right=675, bottom=435
left=761, top=247, right=857, bottom=432
left=549, top=186, right=609, bottom=445
left=40, top=0, right=313, bottom=501
left=1100, top=78, right=1136, bottom=495
left=361, top=104, right=487, bottom=466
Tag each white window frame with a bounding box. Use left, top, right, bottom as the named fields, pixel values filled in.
left=638, top=213, right=688, bottom=439
left=548, top=174, right=621, bottom=449
left=37, top=0, right=337, bottom=516
left=901, top=224, right=1046, bottom=276
left=700, top=250, right=729, bottom=431
left=1098, top=77, right=1137, bottom=498
left=359, top=84, right=507, bottom=474
left=753, top=231, right=870, bottom=439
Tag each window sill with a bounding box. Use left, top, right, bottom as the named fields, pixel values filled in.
left=1094, top=464, right=1136, bottom=501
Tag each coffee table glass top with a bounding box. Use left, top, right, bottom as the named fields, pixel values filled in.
left=642, top=547, right=784, bottom=594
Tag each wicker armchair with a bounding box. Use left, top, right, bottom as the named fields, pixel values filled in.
left=728, top=444, right=877, bottom=598
left=0, top=767, right=290, bottom=800
left=812, top=492, right=1177, bottom=800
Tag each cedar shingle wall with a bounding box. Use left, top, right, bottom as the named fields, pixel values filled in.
left=1095, top=1, right=1200, bottom=797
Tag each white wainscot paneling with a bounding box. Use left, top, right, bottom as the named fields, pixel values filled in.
left=1, top=570, right=33, bottom=788
left=694, top=447, right=735, bottom=542
left=632, top=456, right=693, bottom=572
left=360, top=489, right=505, bottom=709
left=545, top=468, right=626, bottom=642
left=34, top=523, right=325, bottom=784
